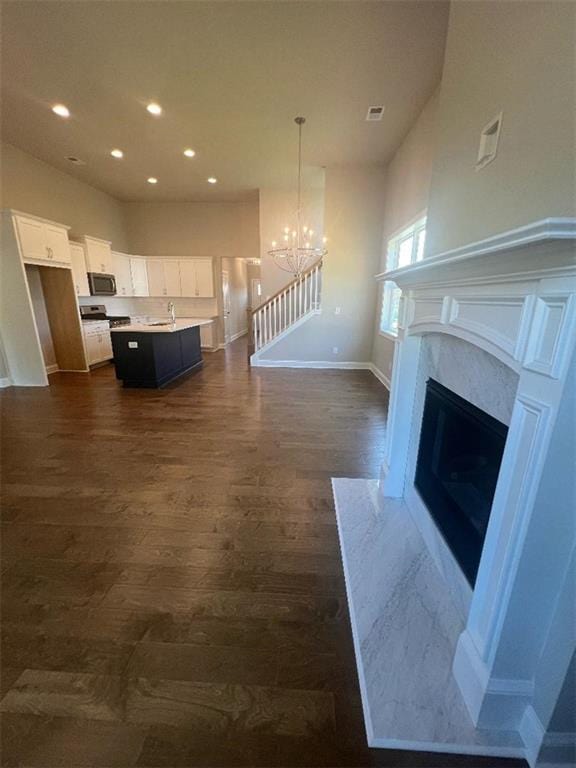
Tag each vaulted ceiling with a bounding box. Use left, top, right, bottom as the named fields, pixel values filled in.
left=1, top=1, right=449, bottom=201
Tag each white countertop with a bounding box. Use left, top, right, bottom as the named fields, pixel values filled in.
left=110, top=318, right=214, bottom=334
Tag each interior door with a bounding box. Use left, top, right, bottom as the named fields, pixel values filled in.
left=222, top=270, right=231, bottom=343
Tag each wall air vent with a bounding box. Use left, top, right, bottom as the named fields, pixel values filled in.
left=476, top=112, right=503, bottom=171
left=66, top=156, right=86, bottom=165
left=366, top=105, right=385, bottom=122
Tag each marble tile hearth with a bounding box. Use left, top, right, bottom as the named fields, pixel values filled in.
left=331, top=477, right=525, bottom=759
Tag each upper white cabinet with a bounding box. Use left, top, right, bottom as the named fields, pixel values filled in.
left=180, top=259, right=214, bottom=298
left=83, top=235, right=113, bottom=275
left=147, top=259, right=182, bottom=297
left=130, top=258, right=149, bottom=297
left=70, top=243, right=90, bottom=296
left=14, top=213, right=71, bottom=266
left=112, top=252, right=133, bottom=296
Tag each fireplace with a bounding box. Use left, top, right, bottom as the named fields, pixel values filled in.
left=414, top=379, right=508, bottom=587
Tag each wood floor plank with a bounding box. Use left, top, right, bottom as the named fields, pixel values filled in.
left=0, top=338, right=526, bottom=767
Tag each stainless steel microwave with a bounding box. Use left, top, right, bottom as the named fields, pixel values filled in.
left=87, top=273, right=116, bottom=296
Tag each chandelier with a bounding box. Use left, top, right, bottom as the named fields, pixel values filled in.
left=268, top=117, right=327, bottom=277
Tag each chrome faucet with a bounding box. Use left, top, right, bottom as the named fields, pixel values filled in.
left=168, top=301, right=176, bottom=324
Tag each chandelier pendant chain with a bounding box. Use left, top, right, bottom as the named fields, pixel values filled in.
left=268, top=116, right=327, bottom=278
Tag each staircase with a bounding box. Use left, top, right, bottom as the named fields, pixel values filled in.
left=249, top=260, right=322, bottom=361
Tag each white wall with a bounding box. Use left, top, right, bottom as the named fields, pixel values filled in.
left=371, top=90, right=439, bottom=380
left=425, top=0, right=576, bottom=256
left=258, top=166, right=385, bottom=363
left=1, top=143, right=129, bottom=249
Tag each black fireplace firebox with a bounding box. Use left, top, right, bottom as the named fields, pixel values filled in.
left=414, top=379, right=508, bottom=586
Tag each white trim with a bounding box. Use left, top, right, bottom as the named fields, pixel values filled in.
left=1, top=208, right=71, bottom=230
left=376, top=218, right=576, bottom=287
left=251, top=359, right=372, bottom=370
left=378, top=329, right=398, bottom=342
left=369, top=363, right=391, bottom=389
left=0, top=376, right=12, bottom=388
left=250, top=308, right=320, bottom=362
left=45, top=364, right=59, bottom=375
left=228, top=328, right=248, bottom=343
left=519, top=705, right=545, bottom=767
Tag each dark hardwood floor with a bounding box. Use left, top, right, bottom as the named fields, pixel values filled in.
left=1, top=338, right=526, bottom=767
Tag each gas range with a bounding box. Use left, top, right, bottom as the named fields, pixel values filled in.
left=80, top=305, right=131, bottom=328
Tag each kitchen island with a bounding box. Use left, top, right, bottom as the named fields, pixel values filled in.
left=110, top=318, right=213, bottom=388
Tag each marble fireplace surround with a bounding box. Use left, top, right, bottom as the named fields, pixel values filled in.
left=333, top=219, right=576, bottom=764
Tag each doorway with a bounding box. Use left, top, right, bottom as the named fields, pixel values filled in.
left=222, top=269, right=231, bottom=344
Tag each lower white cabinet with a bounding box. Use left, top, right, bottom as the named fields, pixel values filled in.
left=70, top=243, right=90, bottom=297
left=130, top=258, right=149, bottom=297
left=112, top=252, right=133, bottom=297
left=83, top=322, right=113, bottom=366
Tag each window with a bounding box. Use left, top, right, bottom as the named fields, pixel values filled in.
left=380, top=216, right=426, bottom=337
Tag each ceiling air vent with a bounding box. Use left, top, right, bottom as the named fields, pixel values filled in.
left=366, top=105, right=385, bottom=122
left=66, top=156, right=86, bottom=165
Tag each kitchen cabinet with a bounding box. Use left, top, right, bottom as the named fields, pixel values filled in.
left=130, top=258, right=149, bottom=297
left=83, top=236, right=113, bottom=275
left=14, top=213, right=71, bottom=266
left=112, top=252, right=133, bottom=297
left=70, top=243, right=90, bottom=296
left=147, top=259, right=181, bottom=297
left=83, top=321, right=113, bottom=366
left=179, top=258, right=214, bottom=298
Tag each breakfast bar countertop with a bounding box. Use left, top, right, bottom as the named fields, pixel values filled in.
left=110, top=318, right=214, bottom=334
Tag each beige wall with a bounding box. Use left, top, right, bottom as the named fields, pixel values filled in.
left=222, top=257, right=248, bottom=340
left=372, top=90, right=439, bottom=380
left=425, top=0, right=576, bottom=256
left=259, top=181, right=325, bottom=299
left=1, top=143, right=129, bottom=250
left=124, top=200, right=259, bottom=259
left=259, top=166, right=385, bottom=363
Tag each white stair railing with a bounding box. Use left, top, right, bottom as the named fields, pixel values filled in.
left=250, top=260, right=322, bottom=355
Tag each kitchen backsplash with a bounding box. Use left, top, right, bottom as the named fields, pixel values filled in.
left=78, top=296, right=218, bottom=318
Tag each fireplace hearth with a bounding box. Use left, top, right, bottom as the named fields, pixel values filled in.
left=415, top=379, right=508, bottom=586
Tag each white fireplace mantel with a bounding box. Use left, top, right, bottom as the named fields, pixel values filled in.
left=371, top=218, right=576, bottom=764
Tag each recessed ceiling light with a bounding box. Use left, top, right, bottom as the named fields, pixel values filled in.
left=52, top=104, right=70, bottom=118
left=207, top=177, right=217, bottom=184
left=110, top=149, right=124, bottom=159
left=183, top=149, right=196, bottom=158
left=147, top=177, right=158, bottom=184
left=146, top=102, right=162, bottom=116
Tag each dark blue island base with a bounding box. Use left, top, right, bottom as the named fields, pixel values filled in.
left=111, top=325, right=203, bottom=388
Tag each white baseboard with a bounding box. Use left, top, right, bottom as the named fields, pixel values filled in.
left=520, top=705, right=545, bottom=767
left=250, top=359, right=372, bottom=370
left=228, top=328, right=248, bottom=343
left=369, top=362, right=391, bottom=389
left=0, top=376, right=12, bottom=388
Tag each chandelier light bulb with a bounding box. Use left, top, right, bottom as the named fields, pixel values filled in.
left=271, top=241, right=277, bottom=247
